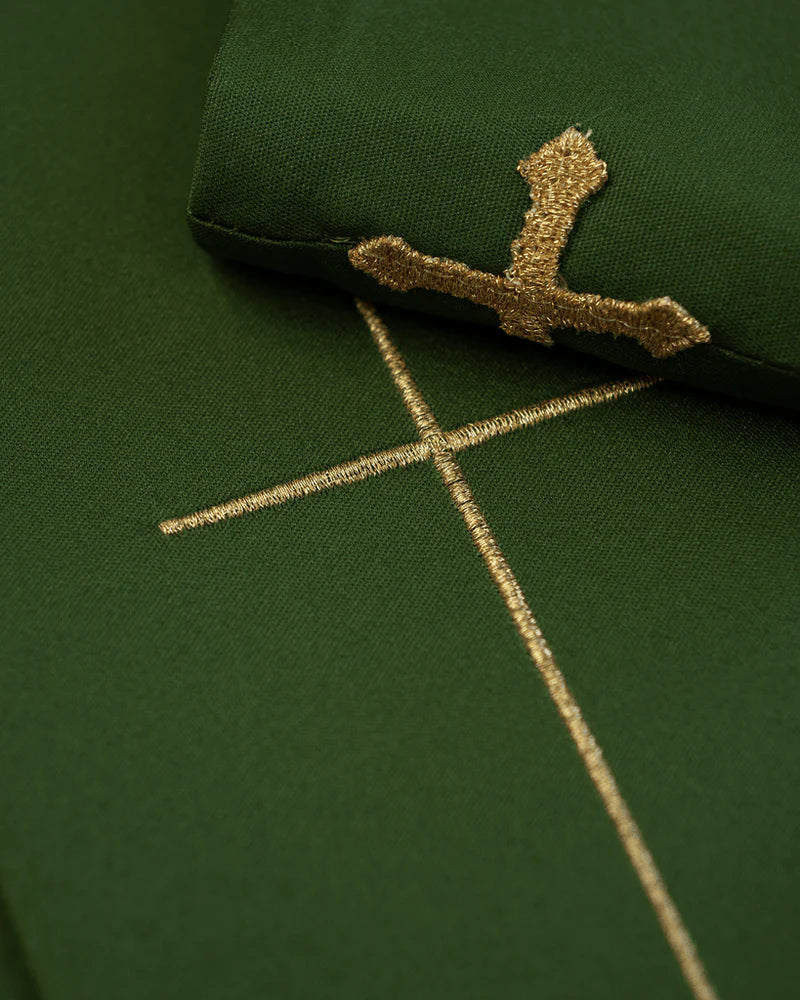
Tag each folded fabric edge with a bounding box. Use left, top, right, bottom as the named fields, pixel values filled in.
left=187, top=210, right=800, bottom=412
left=0, top=889, right=40, bottom=1000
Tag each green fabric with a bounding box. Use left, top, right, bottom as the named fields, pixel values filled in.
left=0, top=894, right=38, bottom=1000
left=189, top=0, right=800, bottom=409
left=2, top=2, right=799, bottom=999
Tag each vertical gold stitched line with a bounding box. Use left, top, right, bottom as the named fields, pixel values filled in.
left=356, top=297, right=718, bottom=1000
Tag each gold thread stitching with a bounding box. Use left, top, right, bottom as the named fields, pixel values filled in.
left=444, top=375, right=656, bottom=450
left=158, top=375, right=658, bottom=535
left=158, top=442, right=427, bottom=535
left=356, top=298, right=718, bottom=1000
left=349, top=129, right=710, bottom=359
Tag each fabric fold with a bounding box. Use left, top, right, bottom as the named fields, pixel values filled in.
left=188, top=0, right=800, bottom=408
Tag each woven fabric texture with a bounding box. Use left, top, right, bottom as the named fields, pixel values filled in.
left=189, top=0, right=800, bottom=408
left=2, top=2, right=799, bottom=999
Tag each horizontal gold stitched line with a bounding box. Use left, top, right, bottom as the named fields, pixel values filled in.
left=443, top=374, right=657, bottom=450
left=158, top=441, right=425, bottom=535
left=158, top=374, right=658, bottom=535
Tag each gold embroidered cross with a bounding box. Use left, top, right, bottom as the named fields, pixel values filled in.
left=157, top=300, right=718, bottom=1000
left=158, top=364, right=658, bottom=535
left=349, top=128, right=710, bottom=359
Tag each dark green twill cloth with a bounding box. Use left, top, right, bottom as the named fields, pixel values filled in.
left=189, top=0, right=800, bottom=408
left=1, top=2, right=799, bottom=1000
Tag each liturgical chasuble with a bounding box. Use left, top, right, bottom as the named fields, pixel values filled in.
left=1, top=2, right=798, bottom=999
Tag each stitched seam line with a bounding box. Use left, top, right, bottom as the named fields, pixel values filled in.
left=188, top=211, right=357, bottom=252
left=158, top=377, right=658, bottom=535
left=357, top=297, right=718, bottom=1000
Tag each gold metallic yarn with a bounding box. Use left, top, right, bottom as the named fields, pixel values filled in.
left=159, top=295, right=718, bottom=1000
left=349, top=129, right=710, bottom=359
left=357, top=299, right=718, bottom=1000
left=159, top=374, right=657, bottom=534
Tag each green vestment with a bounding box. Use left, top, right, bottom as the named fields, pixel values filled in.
left=2, top=2, right=798, bottom=998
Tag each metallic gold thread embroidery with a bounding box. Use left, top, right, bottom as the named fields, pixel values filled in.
left=158, top=375, right=657, bottom=535
left=349, top=129, right=710, bottom=359
left=356, top=298, right=718, bottom=1000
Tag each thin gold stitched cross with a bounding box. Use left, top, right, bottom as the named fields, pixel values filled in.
left=349, top=128, right=710, bottom=359
left=157, top=300, right=718, bottom=1000
left=158, top=363, right=658, bottom=535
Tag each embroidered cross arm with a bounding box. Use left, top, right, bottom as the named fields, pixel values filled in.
left=547, top=291, right=710, bottom=358
left=508, top=127, right=608, bottom=288
left=349, top=236, right=710, bottom=357
left=349, top=129, right=711, bottom=359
